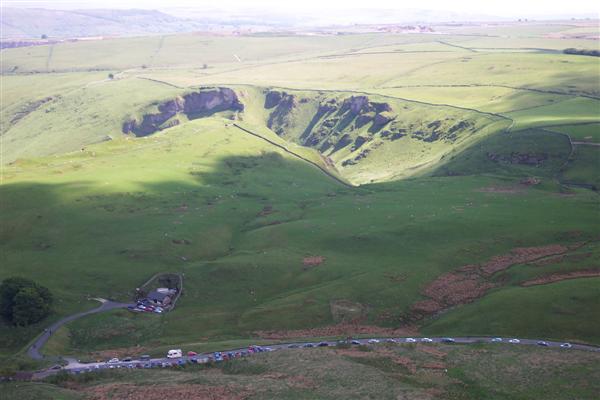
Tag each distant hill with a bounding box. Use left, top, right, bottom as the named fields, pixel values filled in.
left=0, top=7, right=206, bottom=39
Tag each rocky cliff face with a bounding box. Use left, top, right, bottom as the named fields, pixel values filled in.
left=122, top=88, right=243, bottom=137
left=264, top=91, right=398, bottom=157
left=262, top=89, right=479, bottom=172
left=265, top=91, right=299, bottom=136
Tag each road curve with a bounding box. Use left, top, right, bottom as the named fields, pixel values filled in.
left=27, top=299, right=134, bottom=360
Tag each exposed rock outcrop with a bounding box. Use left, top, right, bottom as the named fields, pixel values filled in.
left=122, top=87, right=243, bottom=137
left=261, top=89, right=481, bottom=173
left=266, top=91, right=299, bottom=136
left=265, top=90, right=284, bottom=109
left=373, top=111, right=395, bottom=126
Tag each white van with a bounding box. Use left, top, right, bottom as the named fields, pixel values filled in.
left=167, top=349, right=182, bottom=358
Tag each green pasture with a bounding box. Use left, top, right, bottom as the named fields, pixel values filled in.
left=1, top=25, right=599, bottom=364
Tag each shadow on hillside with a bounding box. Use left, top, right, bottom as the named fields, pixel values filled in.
left=0, top=151, right=366, bottom=356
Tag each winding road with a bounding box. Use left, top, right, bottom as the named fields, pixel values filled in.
left=23, top=297, right=600, bottom=380
left=27, top=298, right=133, bottom=360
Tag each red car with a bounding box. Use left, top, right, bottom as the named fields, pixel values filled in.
left=187, top=351, right=197, bottom=357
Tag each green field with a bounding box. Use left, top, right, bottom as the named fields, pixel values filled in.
left=1, top=21, right=599, bottom=379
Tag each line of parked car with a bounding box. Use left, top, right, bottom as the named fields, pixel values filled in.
left=97, top=345, right=273, bottom=371
left=102, top=337, right=576, bottom=367
left=489, top=337, right=573, bottom=348
left=64, top=336, right=581, bottom=376
left=127, top=300, right=164, bottom=314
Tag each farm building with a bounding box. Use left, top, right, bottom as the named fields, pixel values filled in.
left=147, top=290, right=172, bottom=306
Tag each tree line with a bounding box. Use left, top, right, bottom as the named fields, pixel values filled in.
left=563, top=48, right=600, bottom=57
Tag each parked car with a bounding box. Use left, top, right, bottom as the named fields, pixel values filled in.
left=508, top=339, right=520, bottom=344
left=421, top=338, right=433, bottom=343
left=317, top=342, right=329, bottom=347
left=302, top=343, right=315, bottom=348
left=368, top=339, right=380, bottom=344
left=107, top=358, right=119, bottom=363
left=288, top=344, right=299, bottom=349
left=50, top=365, right=62, bottom=370
left=122, top=357, right=132, bottom=362
left=187, top=351, right=198, bottom=357
left=351, top=340, right=361, bottom=345
left=139, top=355, right=151, bottom=361
left=560, top=343, right=572, bottom=348
left=442, top=338, right=455, bottom=343
left=167, top=349, right=182, bottom=358
left=491, top=337, right=503, bottom=342
left=537, top=341, right=549, bottom=347
left=406, top=338, right=417, bottom=343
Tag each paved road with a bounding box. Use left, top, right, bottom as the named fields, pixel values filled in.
left=32, top=336, right=599, bottom=379
left=27, top=299, right=134, bottom=360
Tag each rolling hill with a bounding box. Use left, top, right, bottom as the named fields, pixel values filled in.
left=0, top=22, right=599, bottom=379
left=0, top=8, right=205, bottom=39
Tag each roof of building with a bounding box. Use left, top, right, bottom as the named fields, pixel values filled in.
left=148, top=290, right=171, bottom=302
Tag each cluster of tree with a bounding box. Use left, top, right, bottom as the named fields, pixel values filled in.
left=563, top=48, right=600, bottom=57
left=0, top=277, right=53, bottom=326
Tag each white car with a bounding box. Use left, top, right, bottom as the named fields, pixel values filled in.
left=491, top=337, right=503, bottom=342
left=508, top=339, right=520, bottom=344
left=107, top=358, right=119, bottom=363
left=167, top=349, right=182, bottom=358
left=406, top=338, right=417, bottom=343
left=421, top=338, right=433, bottom=343
left=367, top=339, right=380, bottom=344
left=560, top=343, right=572, bottom=348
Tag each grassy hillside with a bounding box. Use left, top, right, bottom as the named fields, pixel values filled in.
left=1, top=24, right=599, bottom=368
left=2, top=116, right=599, bottom=363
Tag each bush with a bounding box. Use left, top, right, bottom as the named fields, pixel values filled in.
left=0, top=277, right=53, bottom=326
